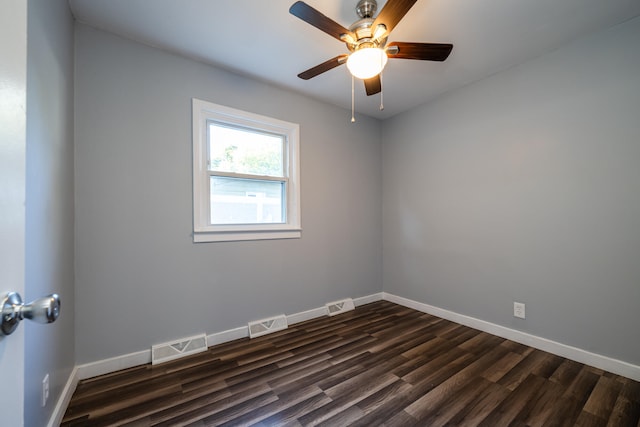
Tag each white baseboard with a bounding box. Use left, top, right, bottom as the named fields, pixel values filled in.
left=382, top=292, right=640, bottom=382
left=48, top=366, right=79, bottom=427
left=287, top=293, right=384, bottom=324
left=77, top=350, right=151, bottom=381
left=287, top=306, right=328, bottom=325
left=207, top=326, right=249, bottom=347
left=354, top=292, right=383, bottom=306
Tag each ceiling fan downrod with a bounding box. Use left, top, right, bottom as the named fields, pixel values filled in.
left=356, top=0, right=377, bottom=19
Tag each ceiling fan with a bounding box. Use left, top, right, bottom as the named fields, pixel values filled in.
left=289, top=0, right=453, bottom=96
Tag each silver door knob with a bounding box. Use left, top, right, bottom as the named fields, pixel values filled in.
left=1, top=292, right=61, bottom=336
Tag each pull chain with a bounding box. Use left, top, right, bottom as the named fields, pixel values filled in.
left=351, top=74, right=356, bottom=123
left=379, top=56, right=385, bottom=111
left=380, top=72, right=384, bottom=111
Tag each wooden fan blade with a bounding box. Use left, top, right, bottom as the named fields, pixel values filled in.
left=387, top=42, right=453, bottom=61
left=364, top=76, right=382, bottom=96
left=371, top=0, right=418, bottom=38
left=289, top=1, right=354, bottom=42
left=298, top=54, right=348, bottom=80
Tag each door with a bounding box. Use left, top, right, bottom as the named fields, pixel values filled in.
left=0, top=1, right=27, bottom=425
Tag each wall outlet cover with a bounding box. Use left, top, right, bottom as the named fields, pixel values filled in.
left=514, top=302, right=526, bottom=319
left=42, top=373, right=49, bottom=407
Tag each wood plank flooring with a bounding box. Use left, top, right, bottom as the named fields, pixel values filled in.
left=62, top=301, right=640, bottom=426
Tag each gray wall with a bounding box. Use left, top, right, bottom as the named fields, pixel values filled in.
left=73, top=10, right=639, bottom=371
left=383, top=16, right=640, bottom=365
left=74, top=25, right=383, bottom=363
left=25, top=0, right=75, bottom=425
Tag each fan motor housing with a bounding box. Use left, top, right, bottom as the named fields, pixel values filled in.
left=350, top=18, right=375, bottom=41
left=346, top=18, right=388, bottom=52
left=344, top=0, right=388, bottom=52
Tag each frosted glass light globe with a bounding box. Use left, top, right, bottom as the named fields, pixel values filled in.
left=346, top=48, right=388, bottom=79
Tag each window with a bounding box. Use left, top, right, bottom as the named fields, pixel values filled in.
left=192, top=99, right=301, bottom=242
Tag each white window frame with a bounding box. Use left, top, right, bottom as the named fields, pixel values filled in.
left=192, top=98, right=301, bottom=242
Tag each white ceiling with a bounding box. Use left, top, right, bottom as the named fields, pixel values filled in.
left=68, top=0, right=640, bottom=119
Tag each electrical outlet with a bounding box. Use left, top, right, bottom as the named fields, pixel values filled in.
left=513, top=302, right=526, bottom=319
left=42, top=374, right=49, bottom=407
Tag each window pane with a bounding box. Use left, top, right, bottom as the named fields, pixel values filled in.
left=210, top=176, right=285, bottom=225
left=208, top=122, right=284, bottom=177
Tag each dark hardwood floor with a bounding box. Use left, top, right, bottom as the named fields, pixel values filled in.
left=62, top=301, right=640, bottom=426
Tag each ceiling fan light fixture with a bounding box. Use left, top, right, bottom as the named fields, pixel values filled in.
left=346, top=47, right=388, bottom=79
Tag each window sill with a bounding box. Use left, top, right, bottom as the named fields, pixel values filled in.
left=193, top=228, right=302, bottom=243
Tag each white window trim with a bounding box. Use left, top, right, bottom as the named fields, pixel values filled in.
left=192, top=98, right=301, bottom=242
